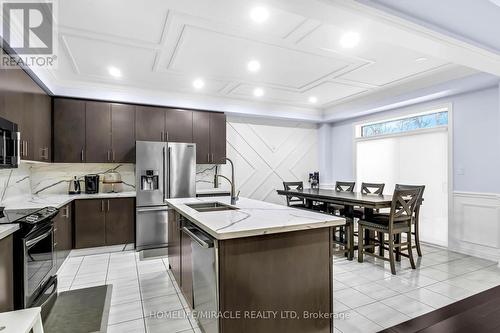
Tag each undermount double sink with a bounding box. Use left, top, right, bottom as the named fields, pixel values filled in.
left=186, top=202, right=239, bottom=213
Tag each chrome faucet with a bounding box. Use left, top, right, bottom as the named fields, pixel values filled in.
left=214, top=158, right=239, bottom=205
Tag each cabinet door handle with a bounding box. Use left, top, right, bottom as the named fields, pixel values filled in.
left=166, top=131, right=169, bottom=141
left=101, top=200, right=104, bottom=212
left=81, top=149, right=84, bottom=162
left=25, top=141, right=28, bottom=156
left=107, top=150, right=111, bottom=161
left=112, top=150, right=115, bottom=162
left=207, top=153, right=210, bottom=163
left=211, top=153, right=214, bottom=163
left=107, top=200, right=110, bottom=212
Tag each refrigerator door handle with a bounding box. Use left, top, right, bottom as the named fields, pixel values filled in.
left=137, top=206, right=169, bottom=213
left=167, top=146, right=172, bottom=198
left=163, top=146, right=166, bottom=201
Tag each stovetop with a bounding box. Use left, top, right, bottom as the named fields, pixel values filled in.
left=0, top=206, right=58, bottom=225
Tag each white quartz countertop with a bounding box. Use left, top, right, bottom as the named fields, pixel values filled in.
left=165, top=196, right=345, bottom=240
left=0, top=191, right=137, bottom=210
left=0, top=223, right=19, bottom=240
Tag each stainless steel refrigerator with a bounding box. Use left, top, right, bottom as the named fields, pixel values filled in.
left=135, top=141, right=196, bottom=251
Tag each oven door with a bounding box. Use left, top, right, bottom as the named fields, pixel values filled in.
left=23, top=224, right=55, bottom=307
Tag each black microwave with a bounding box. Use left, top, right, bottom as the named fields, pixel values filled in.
left=0, top=116, right=20, bottom=168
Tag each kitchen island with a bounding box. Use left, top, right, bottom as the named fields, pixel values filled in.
left=166, top=196, right=345, bottom=333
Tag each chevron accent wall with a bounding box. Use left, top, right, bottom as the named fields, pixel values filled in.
left=196, top=116, right=319, bottom=205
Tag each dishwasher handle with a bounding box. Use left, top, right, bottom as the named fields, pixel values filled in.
left=182, top=227, right=214, bottom=249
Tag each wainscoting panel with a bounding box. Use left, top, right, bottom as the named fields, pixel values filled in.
left=196, top=117, right=319, bottom=205
left=451, top=192, right=500, bottom=263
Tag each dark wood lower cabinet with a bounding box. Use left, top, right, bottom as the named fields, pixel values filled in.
left=0, top=234, right=14, bottom=312
left=168, top=210, right=181, bottom=285
left=105, top=198, right=135, bottom=246
left=54, top=203, right=73, bottom=270
left=74, top=199, right=106, bottom=249
left=74, top=198, right=135, bottom=249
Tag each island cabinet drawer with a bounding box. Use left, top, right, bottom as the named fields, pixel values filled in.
left=74, top=198, right=135, bottom=249
left=0, top=235, right=14, bottom=312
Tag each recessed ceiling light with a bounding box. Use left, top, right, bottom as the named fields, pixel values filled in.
left=247, top=60, right=261, bottom=72
left=416, top=57, right=428, bottom=62
left=253, top=87, right=264, bottom=97
left=108, top=66, right=122, bottom=78
left=250, top=6, right=269, bottom=23
left=309, top=96, right=318, bottom=104
left=340, top=32, right=360, bottom=49
left=193, top=78, right=205, bottom=90
left=489, top=0, right=500, bottom=7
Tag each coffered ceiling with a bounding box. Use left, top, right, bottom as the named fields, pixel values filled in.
left=20, top=0, right=500, bottom=121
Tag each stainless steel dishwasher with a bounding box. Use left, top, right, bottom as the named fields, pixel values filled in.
left=182, top=223, right=219, bottom=333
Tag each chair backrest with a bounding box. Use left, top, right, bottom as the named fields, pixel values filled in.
left=361, top=182, right=385, bottom=195
left=283, top=181, right=304, bottom=206
left=395, top=184, right=425, bottom=206
left=388, top=187, right=421, bottom=230
left=335, top=181, right=355, bottom=192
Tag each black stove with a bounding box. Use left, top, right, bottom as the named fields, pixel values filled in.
left=0, top=207, right=58, bottom=229
left=6, top=206, right=60, bottom=318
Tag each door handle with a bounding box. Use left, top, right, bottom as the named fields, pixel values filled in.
left=107, top=200, right=110, bottom=212
left=182, top=227, right=213, bottom=248
left=81, top=149, right=84, bottom=162
left=136, top=206, right=169, bottom=213
left=211, top=153, right=214, bottom=163
left=107, top=150, right=111, bottom=161
left=207, top=153, right=210, bottom=163
left=112, top=150, right=115, bottom=162
left=166, top=131, right=169, bottom=141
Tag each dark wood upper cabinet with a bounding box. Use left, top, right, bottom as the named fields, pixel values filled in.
left=111, top=104, right=135, bottom=163
left=210, top=113, right=226, bottom=164
left=193, top=111, right=226, bottom=164
left=0, top=67, right=51, bottom=162
left=74, top=199, right=106, bottom=249
left=85, top=102, right=111, bottom=163
left=53, top=98, right=86, bottom=163
left=53, top=97, right=225, bottom=164
left=193, top=111, right=211, bottom=163
left=135, top=106, right=165, bottom=142
left=32, top=93, right=52, bottom=161
left=105, top=198, right=135, bottom=246
left=166, top=109, right=193, bottom=143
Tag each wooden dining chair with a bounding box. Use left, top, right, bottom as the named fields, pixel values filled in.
left=331, top=181, right=355, bottom=260
left=358, top=187, right=421, bottom=275
left=282, top=181, right=307, bottom=209
left=353, top=182, right=386, bottom=219
left=395, top=184, right=425, bottom=257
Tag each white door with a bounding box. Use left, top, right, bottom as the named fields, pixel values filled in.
left=356, top=130, right=448, bottom=246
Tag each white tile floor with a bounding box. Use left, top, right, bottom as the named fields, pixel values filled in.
left=333, top=244, right=500, bottom=332
left=56, top=244, right=500, bottom=333
left=57, top=246, right=200, bottom=333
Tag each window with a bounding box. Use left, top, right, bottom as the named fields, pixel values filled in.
left=360, top=109, right=448, bottom=138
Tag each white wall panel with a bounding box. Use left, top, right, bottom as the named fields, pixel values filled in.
left=196, top=117, right=319, bottom=205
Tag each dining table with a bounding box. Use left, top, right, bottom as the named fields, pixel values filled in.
left=276, top=188, right=395, bottom=260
